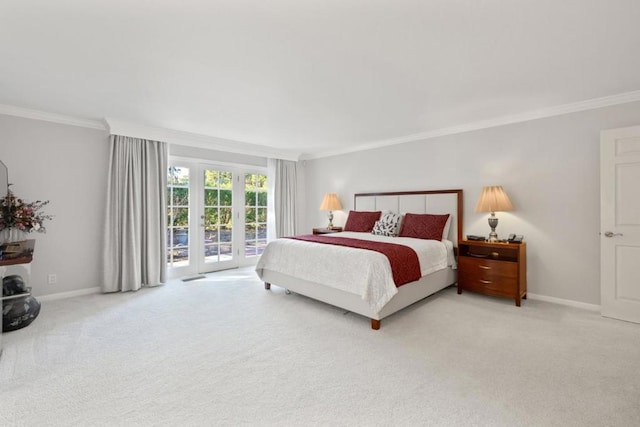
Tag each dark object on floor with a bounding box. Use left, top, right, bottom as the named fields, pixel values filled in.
left=3, top=274, right=28, bottom=296
left=182, top=275, right=206, bottom=282
left=3, top=295, right=41, bottom=332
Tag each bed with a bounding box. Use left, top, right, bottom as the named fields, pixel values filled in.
left=256, top=189, right=463, bottom=329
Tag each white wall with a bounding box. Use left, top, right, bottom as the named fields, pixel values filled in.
left=302, top=101, right=640, bottom=306
left=1, top=114, right=109, bottom=297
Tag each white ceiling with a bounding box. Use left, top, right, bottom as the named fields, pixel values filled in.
left=2, top=0, right=640, bottom=159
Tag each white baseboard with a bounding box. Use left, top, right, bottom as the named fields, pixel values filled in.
left=37, top=287, right=101, bottom=302
left=527, top=293, right=600, bottom=312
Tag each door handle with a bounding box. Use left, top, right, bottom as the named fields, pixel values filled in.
left=603, top=231, right=623, bottom=238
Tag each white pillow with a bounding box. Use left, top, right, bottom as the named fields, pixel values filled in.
left=372, top=212, right=402, bottom=236
left=441, top=215, right=452, bottom=240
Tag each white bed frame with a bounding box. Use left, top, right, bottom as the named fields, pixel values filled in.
left=261, top=189, right=464, bottom=330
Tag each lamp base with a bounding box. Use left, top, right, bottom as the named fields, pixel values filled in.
left=327, top=210, right=334, bottom=229
left=487, top=213, right=499, bottom=242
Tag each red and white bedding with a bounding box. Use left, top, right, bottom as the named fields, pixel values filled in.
left=255, top=231, right=455, bottom=313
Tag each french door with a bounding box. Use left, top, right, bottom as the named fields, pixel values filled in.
left=166, top=160, right=268, bottom=277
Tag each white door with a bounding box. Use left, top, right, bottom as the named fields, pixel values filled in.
left=199, top=167, right=269, bottom=271
left=600, top=125, right=640, bottom=323
left=199, top=167, right=237, bottom=272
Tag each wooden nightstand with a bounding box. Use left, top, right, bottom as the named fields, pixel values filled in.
left=312, top=227, right=343, bottom=235
left=457, top=240, right=527, bottom=306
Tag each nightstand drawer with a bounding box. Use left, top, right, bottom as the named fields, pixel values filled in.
left=458, top=257, right=518, bottom=295
left=459, top=245, right=519, bottom=262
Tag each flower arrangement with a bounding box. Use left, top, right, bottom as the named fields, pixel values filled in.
left=0, top=188, right=52, bottom=233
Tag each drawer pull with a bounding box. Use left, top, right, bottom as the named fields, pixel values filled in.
left=478, top=265, right=491, bottom=270
left=479, top=279, right=492, bottom=284
left=468, top=252, right=489, bottom=258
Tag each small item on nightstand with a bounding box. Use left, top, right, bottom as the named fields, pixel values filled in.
left=507, top=234, right=524, bottom=243
left=466, top=235, right=486, bottom=241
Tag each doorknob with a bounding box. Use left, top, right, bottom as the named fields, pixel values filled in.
left=604, top=231, right=623, bottom=237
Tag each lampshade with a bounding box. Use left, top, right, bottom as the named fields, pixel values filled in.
left=474, top=186, right=514, bottom=213
left=320, top=193, right=343, bottom=211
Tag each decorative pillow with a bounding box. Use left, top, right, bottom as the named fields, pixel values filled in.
left=398, top=213, right=451, bottom=241
left=343, top=210, right=382, bottom=232
left=372, top=213, right=402, bottom=236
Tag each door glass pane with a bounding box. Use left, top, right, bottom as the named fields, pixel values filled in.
left=204, top=189, right=218, bottom=206
left=204, top=170, right=218, bottom=187
left=245, top=173, right=268, bottom=257
left=245, top=224, right=256, bottom=241
left=220, top=172, right=233, bottom=206
left=172, top=208, right=189, bottom=226
left=257, top=207, right=267, bottom=222
left=220, top=225, right=232, bottom=243
left=220, top=189, right=232, bottom=206
left=167, top=166, right=190, bottom=268
left=220, top=238, right=233, bottom=260
left=219, top=207, right=232, bottom=228
left=245, top=190, right=255, bottom=206
left=257, top=191, right=267, bottom=206
left=204, top=207, right=218, bottom=225
left=172, top=187, right=189, bottom=206
left=257, top=224, right=267, bottom=239
left=245, top=207, right=256, bottom=223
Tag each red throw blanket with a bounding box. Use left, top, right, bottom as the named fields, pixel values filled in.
left=288, top=235, right=421, bottom=287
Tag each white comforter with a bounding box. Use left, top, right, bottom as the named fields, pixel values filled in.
left=255, top=232, right=455, bottom=313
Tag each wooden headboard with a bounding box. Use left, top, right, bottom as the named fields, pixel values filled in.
left=354, top=189, right=464, bottom=246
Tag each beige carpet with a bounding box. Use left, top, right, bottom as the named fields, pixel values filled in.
left=1, top=267, right=639, bottom=426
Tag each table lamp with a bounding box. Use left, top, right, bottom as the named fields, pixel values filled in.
left=320, top=193, right=342, bottom=229
left=474, top=186, right=513, bottom=242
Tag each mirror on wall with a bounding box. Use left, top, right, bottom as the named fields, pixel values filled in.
left=0, top=160, right=7, bottom=197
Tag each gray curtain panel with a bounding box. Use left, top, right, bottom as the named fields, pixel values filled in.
left=274, top=159, right=297, bottom=238
left=102, top=135, right=168, bottom=292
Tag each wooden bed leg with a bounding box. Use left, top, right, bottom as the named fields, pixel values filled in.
left=264, top=282, right=271, bottom=290
left=371, top=319, right=380, bottom=330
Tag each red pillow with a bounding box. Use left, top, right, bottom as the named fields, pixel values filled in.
left=398, top=213, right=450, bottom=240
left=343, top=211, right=382, bottom=232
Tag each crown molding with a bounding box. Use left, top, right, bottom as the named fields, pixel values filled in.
left=105, top=118, right=301, bottom=162
left=301, top=89, right=640, bottom=160
left=0, top=104, right=107, bottom=130
left=0, top=103, right=300, bottom=161
left=4, top=88, right=640, bottom=161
